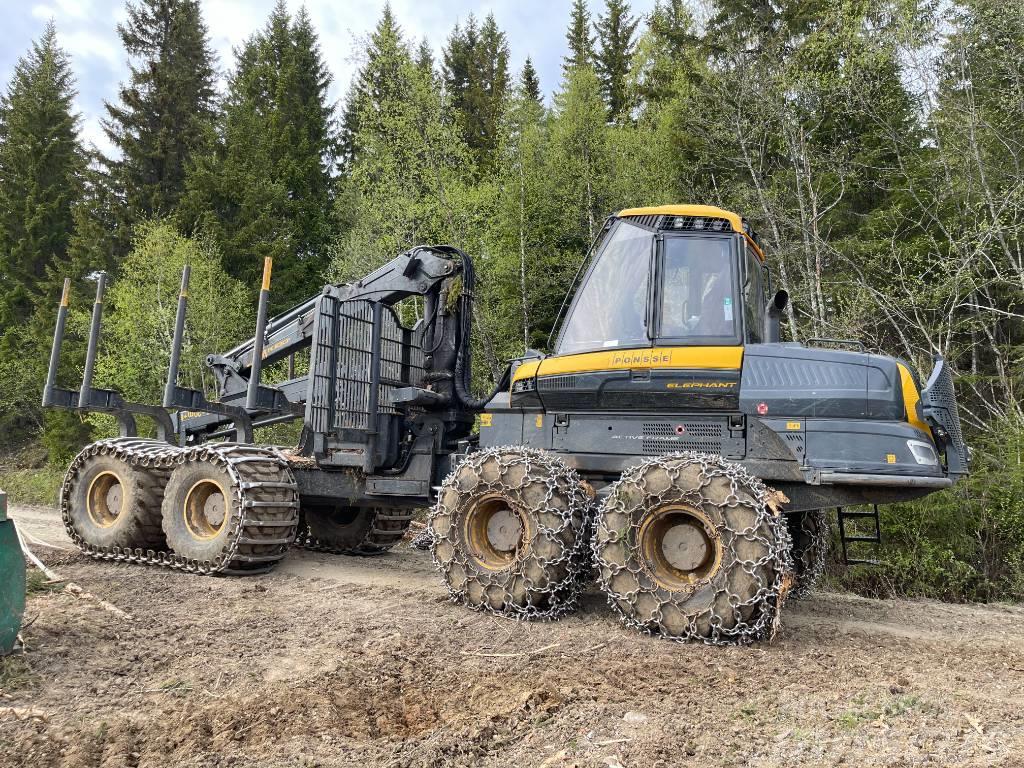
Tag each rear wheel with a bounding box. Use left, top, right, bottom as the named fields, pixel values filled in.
left=786, top=509, right=829, bottom=598
left=593, top=453, right=793, bottom=644
left=428, top=447, right=591, bottom=619
left=300, top=503, right=413, bottom=554
left=161, top=460, right=237, bottom=562
left=67, top=454, right=165, bottom=550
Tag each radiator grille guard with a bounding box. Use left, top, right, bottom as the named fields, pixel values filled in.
left=307, top=296, right=424, bottom=434
left=921, top=356, right=969, bottom=476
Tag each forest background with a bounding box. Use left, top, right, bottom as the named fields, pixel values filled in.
left=1, top=0, right=1022, bottom=601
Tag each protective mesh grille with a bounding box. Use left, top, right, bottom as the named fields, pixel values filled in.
left=538, top=374, right=578, bottom=391
left=641, top=421, right=724, bottom=454
left=922, top=358, right=966, bottom=466
left=308, top=297, right=423, bottom=433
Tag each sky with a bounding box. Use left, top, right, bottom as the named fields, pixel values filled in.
left=0, top=0, right=658, bottom=158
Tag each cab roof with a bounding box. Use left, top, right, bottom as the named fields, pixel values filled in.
left=617, top=204, right=764, bottom=261
left=618, top=204, right=744, bottom=234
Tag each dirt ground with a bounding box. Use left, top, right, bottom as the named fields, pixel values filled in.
left=2, top=504, right=1024, bottom=768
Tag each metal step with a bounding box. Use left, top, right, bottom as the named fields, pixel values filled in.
left=837, top=505, right=881, bottom=566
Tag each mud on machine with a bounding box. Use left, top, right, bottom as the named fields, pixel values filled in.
left=43, top=204, right=969, bottom=643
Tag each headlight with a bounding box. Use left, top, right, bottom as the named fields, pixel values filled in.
left=511, top=378, right=535, bottom=393
left=907, top=440, right=939, bottom=466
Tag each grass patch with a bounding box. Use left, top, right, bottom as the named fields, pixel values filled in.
left=835, top=693, right=933, bottom=729
left=0, top=655, right=33, bottom=693
left=0, top=466, right=64, bottom=506
left=26, top=569, right=63, bottom=595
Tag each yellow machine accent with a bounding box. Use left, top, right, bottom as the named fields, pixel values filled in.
left=512, top=346, right=744, bottom=385
left=618, top=204, right=765, bottom=262
left=619, top=204, right=744, bottom=232
left=897, top=363, right=931, bottom=436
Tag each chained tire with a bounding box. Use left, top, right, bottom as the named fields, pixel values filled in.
left=65, top=452, right=167, bottom=550
left=786, top=509, right=829, bottom=599
left=159, top=445, right=299, bottom=573
left=428, top=447, right=591, bottom=620
left=593, top=452, right=793, bottom=644
left=299, top=502, right=414, bottom=555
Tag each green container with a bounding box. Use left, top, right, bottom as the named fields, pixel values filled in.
left=0, top=491, right=26, bottom=655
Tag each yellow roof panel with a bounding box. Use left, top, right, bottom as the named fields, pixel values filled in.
left=618, top=204, right=744, bottom=233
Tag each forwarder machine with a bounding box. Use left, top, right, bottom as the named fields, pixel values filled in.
left=43, top=204, right=968, bottom=643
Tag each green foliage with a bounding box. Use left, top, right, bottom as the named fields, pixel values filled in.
left=0, top=22, right=83, bottom=328
left=0, top=23, right=85, bottom=448
left=87, top=222, right=250, bottom=438
left=180, top=1, right=337, bottom=310
left=442, top=13, right=511, bottom=171
left=103, top=0, right=217, bottom=225
left=564, top=0, right=596, bottom=75
left=0, top=465, right=64, bottom=506
left=594, top=0, right=640, bottom=121
left=519, top=58, right=542, bottom=104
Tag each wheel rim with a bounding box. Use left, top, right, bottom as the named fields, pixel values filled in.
left=638, top=505, right=722, bottom=591
left=463, top=494, right=527, bottom=571
left=86, top=471, right=124, bottom=528
left=183, top=479, right=230, bottom=541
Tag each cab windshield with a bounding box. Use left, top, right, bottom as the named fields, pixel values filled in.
left=557, top=221, right=739, bottom=355
left=557, top=221, right=651, bottom=354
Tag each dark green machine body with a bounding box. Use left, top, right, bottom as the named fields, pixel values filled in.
left=0, top=491, right=26, bottom=655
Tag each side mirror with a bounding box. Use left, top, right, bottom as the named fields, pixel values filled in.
left=765, top=290, right=789, bottom=343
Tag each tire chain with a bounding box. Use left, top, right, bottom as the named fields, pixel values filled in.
left=427, top=446, right=593, bottom=621
left=789, top=508, right=829, bottom=599
left=593, top=452, right=794, bottom=645
left=293, top=507, right=417, bottom=555
left=61, top=437, right=299, bottom=575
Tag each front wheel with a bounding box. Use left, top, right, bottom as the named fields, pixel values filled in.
left=786, top=509, right=829, bottom=598
left=593, top=453, right=793, bottom=644
left=428, top=447, right=591, bottom=620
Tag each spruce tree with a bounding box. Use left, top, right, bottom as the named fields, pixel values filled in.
left=0, top=22, right=86, bottom=445
left=415, top=39, right=435, bottom=78
left=442, top=13, right=509, bottom=170
left=333, top=7, right=474, bottom=274
left=180, top=1, right=337, bottom=309
left=339, top=5, right=405, bottom=173
left=103, top=0, right=216, bottom=225
left=595, top=0, right=639, bottom=121
left=520, top=57, right=542, bottom=105
left=564, top=0, right=596, bottom=75
left=0, top=22, right=84, bottom=327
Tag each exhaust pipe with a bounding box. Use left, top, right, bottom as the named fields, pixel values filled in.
left=765, top=289, right=789, bottom=343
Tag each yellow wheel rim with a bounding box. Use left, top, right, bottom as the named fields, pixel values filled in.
left=463, top=494, right=530, bottom=571
left=638, top=505, right=723, bottom=591
left=86, top=471, right=124, bottom=529
left=183, top=479, right=230, bottom=541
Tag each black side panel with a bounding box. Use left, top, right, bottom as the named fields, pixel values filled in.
left=537, top=368, right=740, bottom=412
left=740, top=343, right=902, bottom=420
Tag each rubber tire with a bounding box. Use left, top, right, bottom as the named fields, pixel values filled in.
left=161, top=459, right=237, bottom=563
left=786, top=509, right=829, bottom=598
left=68, top=454, right=165, bottom=550
left=429, top=447, right=590, bottom=618
left=593, top=454, right=791, bottom=643
left=303, top=503, right=409, bottom=554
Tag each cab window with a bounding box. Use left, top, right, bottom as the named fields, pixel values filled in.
left=658, top=236, right=737, bottom=341
left=743, top=244, right=765, bottom=343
